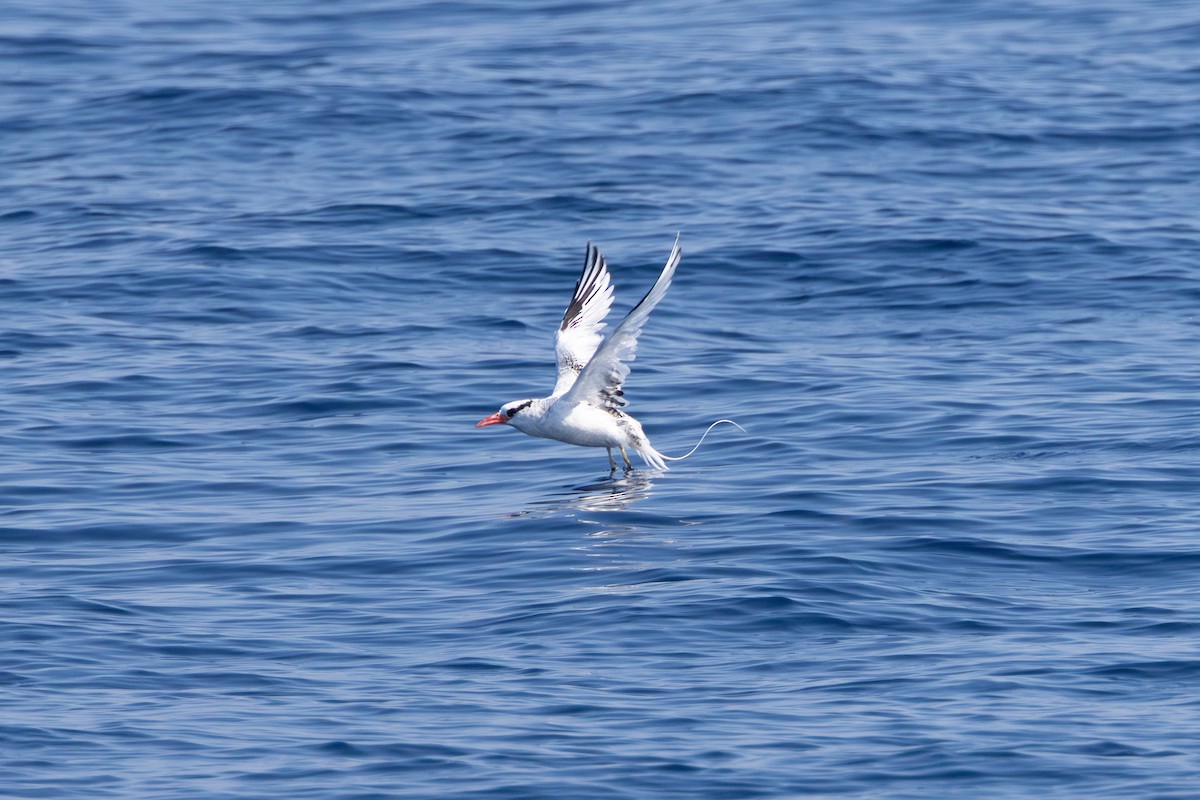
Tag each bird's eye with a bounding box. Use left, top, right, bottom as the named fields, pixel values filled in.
left=506, top=407, right=518, bottom=417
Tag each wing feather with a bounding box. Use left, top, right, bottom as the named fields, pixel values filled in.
left=552, top=242, right=614, bottom=396
left=561, top=235, right=681, bottom=409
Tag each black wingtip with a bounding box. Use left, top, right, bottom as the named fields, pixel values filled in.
left=561, top=241, right=607, bottom=332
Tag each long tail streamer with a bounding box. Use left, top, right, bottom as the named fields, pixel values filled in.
left=661, top=419, right=747, bottom=462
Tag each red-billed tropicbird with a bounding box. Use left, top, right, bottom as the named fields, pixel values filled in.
left=475, top=236, right=742, bottom=471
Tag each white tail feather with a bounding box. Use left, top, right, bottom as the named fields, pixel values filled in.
left=637, top=445, right=669, bottom=471
left=638, top=419, right=745, bottom=469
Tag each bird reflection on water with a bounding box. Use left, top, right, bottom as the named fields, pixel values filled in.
left=504, top=470, right=657, bottom=519
left=561, top=470, right=656, bottom=513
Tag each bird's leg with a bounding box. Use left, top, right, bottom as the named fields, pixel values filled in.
left=619, top=445, right=632, bottom=471
left=607, top=448, right=617, bottom=472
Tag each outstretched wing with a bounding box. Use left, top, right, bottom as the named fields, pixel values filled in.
left=560, top=235, right=680, bottom=409
left=552, top=242, right=614, bottom=396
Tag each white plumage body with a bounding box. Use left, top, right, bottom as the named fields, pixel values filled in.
left=513, top=398, right=651, bottom=451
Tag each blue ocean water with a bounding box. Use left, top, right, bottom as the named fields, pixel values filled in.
left=3, top=0, right=1200, bottom=797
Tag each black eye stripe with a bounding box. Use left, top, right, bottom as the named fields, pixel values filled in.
left=508, top=400, right=533, bottom=417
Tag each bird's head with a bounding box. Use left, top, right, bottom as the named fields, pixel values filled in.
left=475, top=399, right=535, bottom=429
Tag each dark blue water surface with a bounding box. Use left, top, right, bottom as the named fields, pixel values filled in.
left=4, top=1, right=1200, bottom=797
